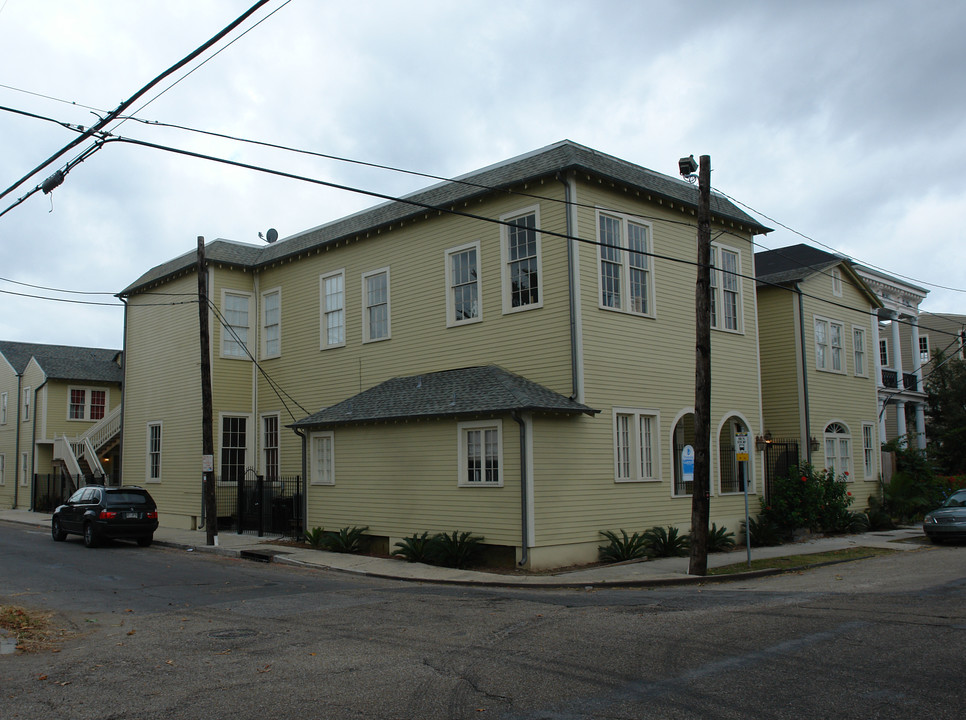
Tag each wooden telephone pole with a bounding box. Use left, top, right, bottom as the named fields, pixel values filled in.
left=197, top=236, right=217, bottom=546
left=689, top=155, right=712, bottom=576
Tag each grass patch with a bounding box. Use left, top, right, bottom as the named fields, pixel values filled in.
left=707, top=547, right=898, bottom=576
left=0, top=604, right=60, bottom=653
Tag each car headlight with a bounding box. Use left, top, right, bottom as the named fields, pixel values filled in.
left=924, top=513, right=936, bottom=524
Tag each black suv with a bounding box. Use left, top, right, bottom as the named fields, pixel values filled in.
left=51, top=485, right=158, bottom=548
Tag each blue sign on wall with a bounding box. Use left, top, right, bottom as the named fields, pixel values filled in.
left=682, top=445, right=694, bottom=484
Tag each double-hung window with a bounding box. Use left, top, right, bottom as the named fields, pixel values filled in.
left=919, top=336, right=930, bottom=364
left=310, top=432, right=334, bottom=485
left=598, top=211, right=653, bottom=315
left=147, top=422, right=162, bottom=482
left=710, top=245, right=741, bottom=331
left=1, top=392, right=6, bottom=424
left=879, top=338, right=889, bottom=368
left=68, top=388, right=108, bottom=421
left=220, top=416, right=248, bottom=484
left=501, top=207, right=541, bottom=312
left=446, top=242, right=481, bottom=326
left=815, top=317, right=845, bottom=372
left=23, top=388, right=30, bottom=422
left=614, top=409, right=660, bottom=482
left=0, top=454, right=5, bottom=485
left=831, top=268, right=843, bottom=297
left=262, top=288, right=281, bottom=358
left=320, top=270, right=345, bottom=349
left=263, top=414, right=279, bottom=482
left=853, top=327, right=867, bottom=376
left=458, top=420, right=503, bottom=486
left=222, top=290, right=251, bottom=358
left=862, top=423, right=876, bottom=480
left=362, top=268, right=390, bottom=342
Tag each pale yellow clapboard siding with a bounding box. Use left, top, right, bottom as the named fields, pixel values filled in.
left=757, top=287, right=804, bottom=440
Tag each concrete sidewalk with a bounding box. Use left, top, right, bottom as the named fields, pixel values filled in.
left=0, top=508, right=926, bottom=588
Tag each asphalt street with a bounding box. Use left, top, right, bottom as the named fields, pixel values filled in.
left=2, top=520, right=964, bottom=719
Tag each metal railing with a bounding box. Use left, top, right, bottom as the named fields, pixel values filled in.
left=211, top=472, right=303, bottom=538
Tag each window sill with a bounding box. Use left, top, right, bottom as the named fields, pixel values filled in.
left=597, top=304, right=655, bottom=320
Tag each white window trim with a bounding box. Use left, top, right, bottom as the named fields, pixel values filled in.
left=710, top=242, right=744, bottom=333
left=1, top=392, right=6, bottom=425
left=500, top=205, right=543, bottom=314
left=613, top=408, right=661, bottom=483
left=361, top=267, right=391, bottom=343
left=309, top=431, right=335, bottom=486
left=919, top=335, right=930, bottom=364
left=458, top=419, right=504, bottom=487
left=852, top=325, right=868, bottom=377
left=217, top=412, right=252, bottom=484
left=831, top=268, right=843, bottom=297
left=23, top=387, right=30, bottom=422
left=261, top=287, right=282, bottom=360
left=815, top=316, right=846, bottom=374
left=823, top=421, right=853, bottom=480
left=146, top=421, right=162, bottom=483
left=445, top=241, right=483, bottom=328
left=220, top=289, right=253, bottom=359
left=66, top=386, right=110, bottom=422
left=261, top=412, right=280, bottom=482
left=596, top=209, right=656, bottom=318
left=879, top=338, right=890, bottom=368
left=862, top=422, right=877, bottom=481
left=320, top=269, right=346, bottom=350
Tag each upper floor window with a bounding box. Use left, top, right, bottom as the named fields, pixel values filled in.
left=446, top=242, right=481, bottom=326
left=831, top=268, right=843, bottom=297
left=262, top=288, right=281, bottom=358
left=710, top=245, right=741, bottom=331
left=362, top=268, right=390, bottom=342
left=68, top=387, right=107, bottom=421
left=919, top=336, right=930, bottom=364
left=815, top=317, right=844, bottom=372
left=222, top=290, right=251, bottom=358
left=1, top=392, right=6, bottom=424
left=320, top=270, right=346, bottom=350
left=879, top=338, right=889, bottom=368
left=22, top=387, right=30, bottom=422
left=501, top=207, right=541, bottom=313
left=598, top=211, right=653, bottom=316
left=853, top=327, right=867, bottom=377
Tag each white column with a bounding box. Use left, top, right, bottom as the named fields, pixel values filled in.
left=915, top=404, right=926, bottom=450
left=871, top=316, right=883, bottom=388
left=878, top=399, right=888, bottom=443
left=896, top=400, right=907, bottom=447
left=891, top=317, right=903, bottom=376
left=909, top=316, right=922, bottom=387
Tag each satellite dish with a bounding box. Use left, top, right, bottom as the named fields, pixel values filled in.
left=266, top=228, right=278, bottom=244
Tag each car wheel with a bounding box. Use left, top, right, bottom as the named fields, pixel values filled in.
left=136, top=535, right=153, bottom=548
left=83, top=523, right=99, bottom=548
left=51, top=518, right=67, bottom=542
left=928, top=535, right=943, bottom=545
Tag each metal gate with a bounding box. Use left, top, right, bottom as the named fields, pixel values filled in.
left=763, top=439, right=800, bottom=502
left=214, top=469, right=302, bottom=538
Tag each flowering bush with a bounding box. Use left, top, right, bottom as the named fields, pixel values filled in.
left=760, top=464, right=854, bottom=535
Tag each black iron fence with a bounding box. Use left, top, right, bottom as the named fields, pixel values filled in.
left=32, top=473, right=104, bottom=511
left=762, top=439, right=800, bottom=502
left=212, top=472, right=303, bottom=538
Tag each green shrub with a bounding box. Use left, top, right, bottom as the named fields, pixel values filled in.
left=707, top=523, right=736, bottom=553
left=598, top=529, right=650, bottom=563
left=393, top=532, right=436, bottom=563
left=322, top=526, right=370, bottom=553
left=427, top=531, right=484, bottom=569
left=865, top=496, right=896, bottom=530
left=742, top=515, right=783, bottom=547
left=762, top=464, right=854, bottom=534
left=304, top=526, right=327, bottom=549
left=642, top=525, right=689, bottom=558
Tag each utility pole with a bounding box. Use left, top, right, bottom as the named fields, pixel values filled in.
left=689, top=155, right=712, bottom=576
left=197, top=236, right=217, bottom=546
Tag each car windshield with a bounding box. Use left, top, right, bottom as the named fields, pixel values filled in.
left=105, top=491, right=153, bottom=507
left=941, top=491, right=966, bottom=508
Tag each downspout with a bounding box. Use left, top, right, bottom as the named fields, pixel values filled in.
left=293, top=427, right=307, bottom=537
left=12, top=372, right=22, bottom=508
left=796, top=284, right=812, bottom=463
left=30, top=379, right=48, bottom=510
left=512, top=411, right=529, bottom=567
left=118, top=295, right=128, bottom=486
left=556, top=171, right=582, bottom=402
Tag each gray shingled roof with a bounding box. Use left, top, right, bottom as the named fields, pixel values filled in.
left=122, top=140, right=771, bottom=295
left=0, top=341, right=123, bottom=382
left=755, top=244, right=846, bottom=286
left=290, top=365, right=598, bottom=429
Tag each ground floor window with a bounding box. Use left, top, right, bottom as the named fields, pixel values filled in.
left=614, top=409, right=660, bottom=482
left=459, top=420, right=503, bottom=486
left=263, top=415, right=279, bottom=481
left=862, top=423, right=876, bottom=480
left=221, top=416, right=248, bottom=483
left=310, top=432, right=334, bottom=485
left=824, top=422, right=852, bottom=479
left=719, top=416, right=752, bottom=493
left=147, top=422, right=162, bottom=481
left=672, top=413, right=695, bottom=496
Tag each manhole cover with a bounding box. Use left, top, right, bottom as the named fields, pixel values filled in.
left=207, top=629, right=258, bottom=640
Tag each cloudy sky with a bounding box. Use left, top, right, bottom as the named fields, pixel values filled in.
left=1, top=0, right=963, bottom=350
